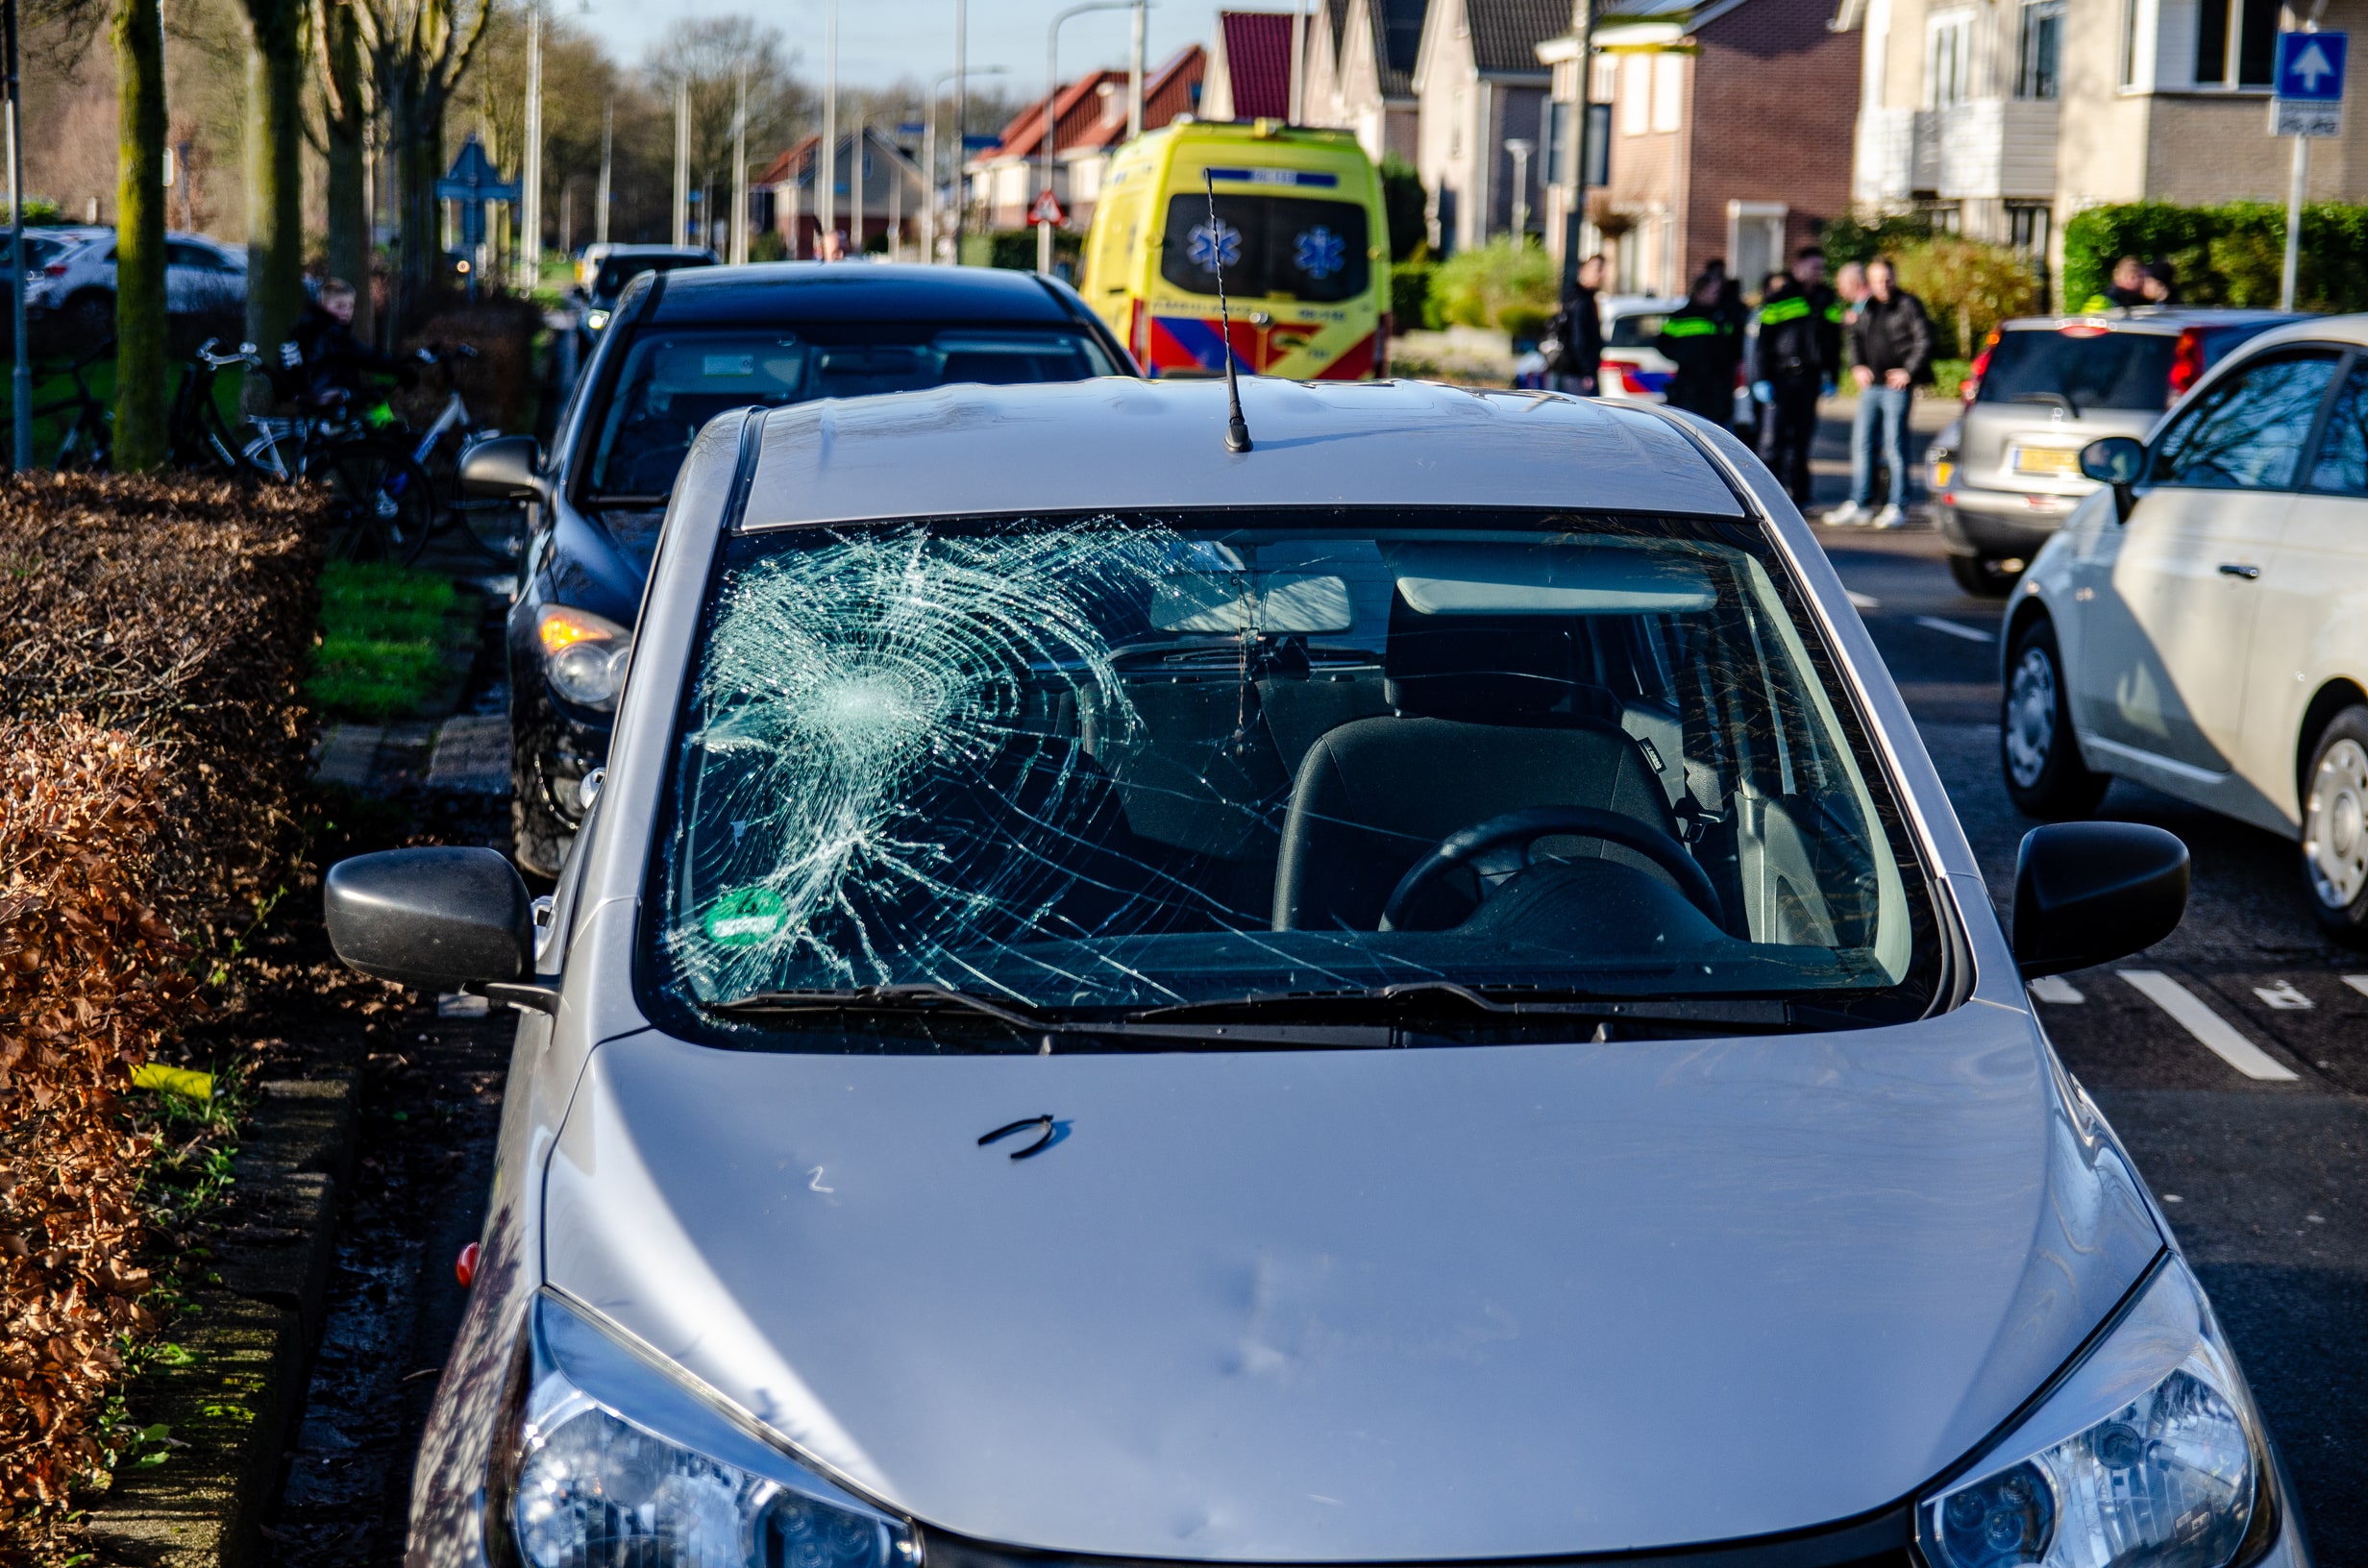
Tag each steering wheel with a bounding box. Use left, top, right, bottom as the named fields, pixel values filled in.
left=1378, top=806, right=1725, bottom=932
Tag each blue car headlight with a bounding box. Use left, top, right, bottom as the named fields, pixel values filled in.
left=1918, top=1257, right=2273, bottom=1568
left=493, top=1290, right=918, bottom=1568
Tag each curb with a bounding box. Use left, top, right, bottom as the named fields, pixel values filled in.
left=87, top=1072, right=362, bottom=1568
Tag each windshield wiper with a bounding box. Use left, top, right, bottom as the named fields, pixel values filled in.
left=708, top=985, right=1395, bottom=1048
left=1127, top=982, right=1798, bottom=1031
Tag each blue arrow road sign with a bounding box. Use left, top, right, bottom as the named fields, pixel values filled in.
left=2277, top=31, right=2346, bottom=101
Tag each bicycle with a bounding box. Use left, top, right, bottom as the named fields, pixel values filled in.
left=0, top=337, right=116, bottom=472
left=166, top=339, right=276, bottom=478
left=405, top=343, right=527, bottom=566
left=245, top=386, right=436, bottom=564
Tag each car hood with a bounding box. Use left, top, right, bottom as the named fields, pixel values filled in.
left=544, top=1007, right=2159, bottom=1559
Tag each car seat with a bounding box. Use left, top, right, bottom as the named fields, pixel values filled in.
left=1270, top=596, right=1680, bottom=931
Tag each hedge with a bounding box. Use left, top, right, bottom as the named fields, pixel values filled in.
left=2062, top=201, right=2368, bottom=315
left=0, top=475, right=325, bottom=1525
left=0, top=475, right=325, bottom=954
left=0, top=718, right=189, bottom=1514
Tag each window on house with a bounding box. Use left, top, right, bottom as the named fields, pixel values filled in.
left=1621, top=54, right=1651, bottom=135
left=2120, top=0, right=2140, bottom=86
left=1926, top=12, right=1973, bottom=106
left=1545, top=99, right=1573, bottom=186
left=2016, top=0, right=2063, bottom=97
left=1651, top=53, right=1685, bottom=132
left=2195, top=0, right=2279, bottom=85
left=1591, top=55, right=1620, bottom=100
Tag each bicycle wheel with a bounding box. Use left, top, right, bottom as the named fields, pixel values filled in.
left=321, top=442, right=435, bottom=564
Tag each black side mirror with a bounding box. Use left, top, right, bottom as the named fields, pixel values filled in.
left=459, top=433, right=545, bottom=501
left=2080, top=436, right=2145, bottom=523
left=2012, top=822, right=2188, bottom=978
left=324, top=847, right=556, bottom=1011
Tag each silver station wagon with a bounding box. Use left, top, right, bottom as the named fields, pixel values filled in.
left=324, top=379, right=2307, bottom=1568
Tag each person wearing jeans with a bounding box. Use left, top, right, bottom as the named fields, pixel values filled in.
left=1826, top=257, right=1933, bottom=528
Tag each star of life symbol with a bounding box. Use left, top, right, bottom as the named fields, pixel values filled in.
left=1295, top=226, right=1345, bottom=280
left=1187, top=218, right=1243, bottom=272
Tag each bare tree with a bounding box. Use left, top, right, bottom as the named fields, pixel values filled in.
left=639, top=15, right=807, bottom=250
left=352, top=0, right=492, bottom=322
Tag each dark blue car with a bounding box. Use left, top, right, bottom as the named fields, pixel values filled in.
left=462, top=262, right=1139, bottom=875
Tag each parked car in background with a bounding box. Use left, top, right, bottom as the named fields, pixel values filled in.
left=2006, top=314, right=2368, bottom=943
left=574, top=243, right=718, bottom=340
left=1928, top=307, right=2301, bottom=595
left=23, top=227, right=247, bottom=345
left=332, top=375, right=2301, bottom=1568
left=1590, top=292, right=1754, bottom=427
left=461, top=261, right=1139, bottom=876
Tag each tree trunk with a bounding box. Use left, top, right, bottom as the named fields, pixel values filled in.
left=240, top=0, right=306, bottom=414
left=112, top=0, right=169, bottom=469
left=324, top=0, right=372, bottom=341
left=393, top=82, right=447, bottom=331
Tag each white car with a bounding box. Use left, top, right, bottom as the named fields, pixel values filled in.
left=1592, top=292, right=1687, bottom=403
left=24, top=227, right=247, bottom=336
left=2005, top=313, right=2368, bottom=941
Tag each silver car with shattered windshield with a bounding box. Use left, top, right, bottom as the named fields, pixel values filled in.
left=323, top=377, right=2306, bottom=1568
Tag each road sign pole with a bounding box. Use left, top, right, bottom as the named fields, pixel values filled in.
left=2283, top=132, right=2308, bottom=310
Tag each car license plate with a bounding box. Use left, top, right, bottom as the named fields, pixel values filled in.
left=2010, top=445, right=2081, bottom=478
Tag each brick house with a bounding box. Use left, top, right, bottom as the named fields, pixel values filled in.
left=966, top=47, right=1207, bottom=232
left=1413, top=0, right=1566, bottom=254
left=1205, top=11, right=1301, bottom=119
left=1302, top=0, right=1430, bottom=162
left=1843, top=0, right=2368, bottom=294
left=755, top=128, right=927, bottom=259
left=1535, top=0, right=1858, bottom=295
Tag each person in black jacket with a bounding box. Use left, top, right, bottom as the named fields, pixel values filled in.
left=288, top=280, right=413, bottom=410
left=1752, top=246, right=1838, bottom=503
left=1542, top=254, right=1608, bottom=394
left=1828, top=257, right=1933, bottom=528
left=1655, top=271, right=1742, bottom=426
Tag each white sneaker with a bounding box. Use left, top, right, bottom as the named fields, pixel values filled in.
left=1871, top=503, right=1906, bottom=529
left=1824, top=502, right=1868, bottom=527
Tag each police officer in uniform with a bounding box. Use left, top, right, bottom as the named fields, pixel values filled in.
left=1656, top=271, right=1742, bottom=427
left=1751, top=245, right=1839, bottom=503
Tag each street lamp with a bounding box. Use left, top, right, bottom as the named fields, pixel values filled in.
left=1505, top=137, right=1534, bottom=241
left=923, top=63, right=1005, bottom=264
left=820, top=0, right=839, bottom=255
left=1041, top=0, right=1135, bottom=276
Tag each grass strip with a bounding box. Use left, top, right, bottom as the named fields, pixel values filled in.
left=307, top=562, right=466, bottom=721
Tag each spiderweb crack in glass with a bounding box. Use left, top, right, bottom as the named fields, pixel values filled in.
left=667, top=521, right=1238, bottom=1002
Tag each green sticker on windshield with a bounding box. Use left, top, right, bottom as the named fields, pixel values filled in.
left=703, top=887, right=786, bottom=946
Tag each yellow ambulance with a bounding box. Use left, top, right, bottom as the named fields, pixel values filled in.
left=1080, top=119, right=1391, bottom=380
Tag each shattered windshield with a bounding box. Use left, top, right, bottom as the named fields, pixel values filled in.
left=642, top=509, right=1940, bottom=1048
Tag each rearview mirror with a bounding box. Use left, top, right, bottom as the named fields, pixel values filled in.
left=2080, top=436, right=2144, bottom=523
left=459, top=433, right=545, bottom=501
left=2012, top=822, right=2188, bottom=979
left=324, top=847, right=556, bottom=1011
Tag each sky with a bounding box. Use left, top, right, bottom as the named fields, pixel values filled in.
left=576, top=0, right=1237, bottom=95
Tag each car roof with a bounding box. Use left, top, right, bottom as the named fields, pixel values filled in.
left=2001, top=307, right=2309, bottom=333
left=1602, top=294, right=1683, bottom=314
left=649, top=261, right=1084, bottom=328
left=732, top=377, right=1745, bottom=528
left=600, top=244, right=715, bottom=258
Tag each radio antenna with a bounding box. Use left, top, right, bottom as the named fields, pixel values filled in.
left=1202, top=168, right=1252, bottom=453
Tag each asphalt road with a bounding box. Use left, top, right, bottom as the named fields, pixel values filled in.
left=1818, top=508, right=2368, bottom=1558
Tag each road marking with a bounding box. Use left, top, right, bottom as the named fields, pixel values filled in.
left=2345, top=975, right=2368, bottom=997
left=1846, top=590, right=1880, bottom=610
left=2028, top=975, right=2085, bottom=1004
left=2119, top=970, right=2299, bottom=1081
left=2254, top=980, right=2313, bottom=1010
left=1913, top=615, right=1997, bottom=644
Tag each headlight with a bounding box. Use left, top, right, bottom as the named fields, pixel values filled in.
left=496, top=1290, right=919, bottom=1568
left=585, top=307, right=612, bottom=331
left=1918, top=1257, right=2273, bottom=1568
left=538, top=604, right=631, bottom=712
